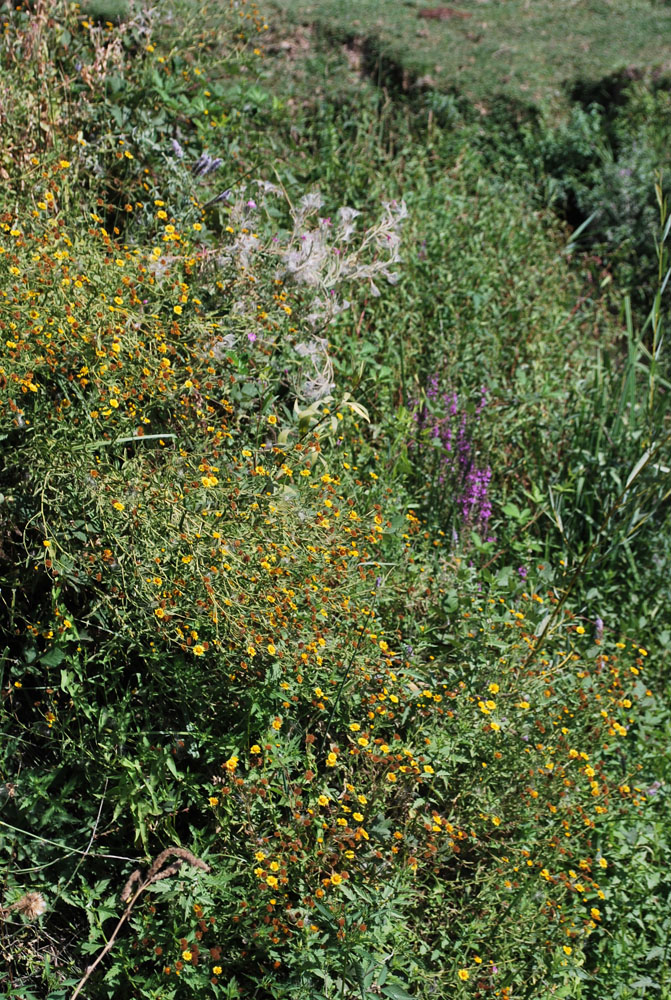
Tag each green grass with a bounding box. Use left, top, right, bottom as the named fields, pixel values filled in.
left=1, top=1, right=671, bottom=997
left=269, top=0, right=671, bottom=110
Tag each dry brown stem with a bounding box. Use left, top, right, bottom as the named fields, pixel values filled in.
left=70, top=848, right=210, bottom=1000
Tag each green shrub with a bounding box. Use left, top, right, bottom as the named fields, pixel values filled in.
left=1, top=2, right=671, bottom=999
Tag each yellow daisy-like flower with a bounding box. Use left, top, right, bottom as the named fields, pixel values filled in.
left=182, top=949, right=192, bottom=962
left=250, top=744, right=261, bottom=754
left=457, top=969, right=469, bottom=981
left=267, top=414, right=278, bottom=425
left=112, top=501, right=125, bottom=511
left=193, top=644, right=205, bottom=656
left=173, top=305, right=183, bottom=315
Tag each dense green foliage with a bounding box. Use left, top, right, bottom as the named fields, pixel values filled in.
left=1, top=2, right=670, bottom=999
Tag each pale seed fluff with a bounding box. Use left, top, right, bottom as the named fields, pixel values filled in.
left=13, top=892, right=47, bottom=920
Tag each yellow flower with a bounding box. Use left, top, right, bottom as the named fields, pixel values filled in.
left=318, top=794, right=329, bottom=806
left=267, top=414, right=278, bottom=425
left=590, top=907, right=601, bottom=921
left=457, top=969, right=469, bottom=981
left=59, top=160, right=71, bottom=169
left=330, top=873, right=343, bottom=885
left=173, top=305, right=183, bottom=315
left=208, top=796, right=219, bottom=806
left=598, top=857, right=608, bottom=869
left=112, top=501, right=125, bottom=511
left=250, top=744, right=261, bottom=754
left=576, top=625, right=586, bottom=635
left=266, top=875, right=278, bottom=888
left=213, top=966, right=222, bottom=975
left=182, top=950, right=192, bottom=962
left=267, top=643, right=276, bottom=655
left=193, top=644, right=205, bottom=656
left=563, top=945, right=572, bottom=955
left=353, top=812, right=364, bottom=823
left=488, top=682, right=499, bottom=693
left=43, top=540, right=52, bottom=547
left=272, top=717, right=282, bottom=731
left=154, top=608, right=165, bottom=619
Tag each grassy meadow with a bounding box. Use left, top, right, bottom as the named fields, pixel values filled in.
left=1, top=1, right=670, bottom=998
left=268, top=0, right=671, bottom=108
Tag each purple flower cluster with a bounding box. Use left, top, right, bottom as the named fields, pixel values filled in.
left=410, top=377, right=492, bottom=532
